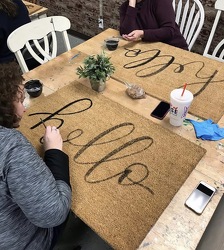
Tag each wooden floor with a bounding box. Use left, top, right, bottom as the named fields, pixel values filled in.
left=57, top=32, right=86, bottom=56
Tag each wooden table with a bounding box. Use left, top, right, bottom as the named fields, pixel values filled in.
left=23, top=28, right=224, bottom=250
left=23, top=0, right=48, bottom=21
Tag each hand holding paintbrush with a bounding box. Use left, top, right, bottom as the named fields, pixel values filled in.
left=40, top=118, right=63, bottom=151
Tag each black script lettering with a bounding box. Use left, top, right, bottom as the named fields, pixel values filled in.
left=124, top=48, right=175, bottom=77
left=29, top=98, right=92, bottom=129
left=173, top=61, right=221, bottom=97
left=67, top=122, right=134, bottom=148
left=122, top=48, right=224, bottom=97
left=71, top=122, right=154, bottom=194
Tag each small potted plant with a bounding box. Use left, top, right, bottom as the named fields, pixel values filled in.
left=76, top=52, right=115, bottom=92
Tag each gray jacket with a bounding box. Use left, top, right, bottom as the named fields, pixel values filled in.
left=0, top=126, right=71, bottom=249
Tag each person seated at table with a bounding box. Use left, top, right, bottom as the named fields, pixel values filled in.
left=0, top=61, right=72, bottom=249
left=0, top=0, right=30, bottom=62
left=0, top=0, right=43, bottom=70
left=119, top=0, right=189, bottom=50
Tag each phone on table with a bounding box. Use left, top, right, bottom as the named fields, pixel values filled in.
left=185, top=181, right=216, bottom=214
left=150, top=101, right=170, bottom=120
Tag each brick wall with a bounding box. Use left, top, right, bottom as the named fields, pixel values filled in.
left=30, top=0, right=224, bottom=55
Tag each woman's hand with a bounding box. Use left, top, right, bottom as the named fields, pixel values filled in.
left=122, top=30, right=144, bottom=41
left=43, top=126, right=63, bottom=151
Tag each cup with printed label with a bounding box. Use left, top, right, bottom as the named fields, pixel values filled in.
left=170, top=88, right=193, bottom=126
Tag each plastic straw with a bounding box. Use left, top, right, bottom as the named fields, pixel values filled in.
left=181, top=83, right=187, bottom=97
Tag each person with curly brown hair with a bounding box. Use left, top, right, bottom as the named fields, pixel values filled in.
left=119, top=0, right=188, bottom=50
left=0, top=61, right=72, bottom=249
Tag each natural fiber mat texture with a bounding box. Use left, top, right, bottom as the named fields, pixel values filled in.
left=110, top=42, right=224, bottom=123
left=19, top=82, right=206, bottom=250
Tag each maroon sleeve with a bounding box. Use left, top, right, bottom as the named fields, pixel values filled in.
left=119, top=2, right=139, bottom=35
left=119, top=0, right=188, bottom=50
left=143, top=0, right=177, bottom=42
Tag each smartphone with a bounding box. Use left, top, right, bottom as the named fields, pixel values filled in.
left=185, top=181, right=216, bottom=214
left=150, top=101, right=170, bottom=120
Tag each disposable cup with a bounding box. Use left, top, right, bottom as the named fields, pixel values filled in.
left=170, top=88, right=193, bottom=126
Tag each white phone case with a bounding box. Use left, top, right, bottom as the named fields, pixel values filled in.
left=185, top=181, right=216, bottom=214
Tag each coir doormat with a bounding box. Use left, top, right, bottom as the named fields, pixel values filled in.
left=110, top=42, right=224, bottom=123
left=19, top=82, right=206, bottom=250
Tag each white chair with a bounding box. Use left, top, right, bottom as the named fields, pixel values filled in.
left=7, top=16, right=71, bottom=73
left=173, top=0, right=205, bottom=51
left=203, top=0, right=224, bottom=62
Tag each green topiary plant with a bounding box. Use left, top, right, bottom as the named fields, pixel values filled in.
left=76, top=52, right=115, bottom=82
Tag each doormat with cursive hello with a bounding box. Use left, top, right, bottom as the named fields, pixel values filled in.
left=110, top=42, right=224, bottom=123
left=19, top=81, right=206, bottom=250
